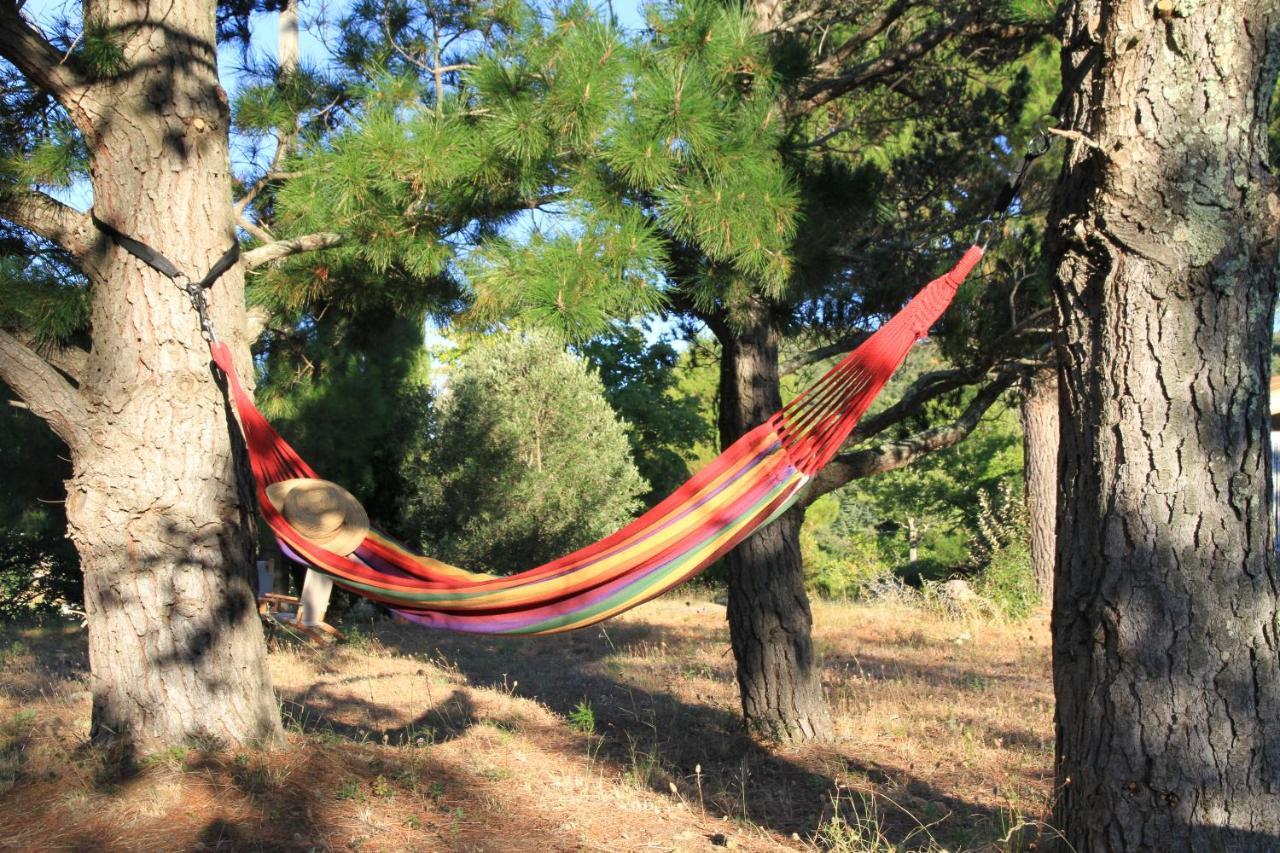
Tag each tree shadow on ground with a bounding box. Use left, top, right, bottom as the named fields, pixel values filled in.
left=355, top=614, right=1015, bottom=843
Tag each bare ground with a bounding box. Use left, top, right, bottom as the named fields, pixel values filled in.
left=0, top=594, right=1055, bottom=851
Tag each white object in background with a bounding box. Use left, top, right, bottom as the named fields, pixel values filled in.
left=256, top=559, right=273, bottom=595
left=298, top=569, right=334, bottom=626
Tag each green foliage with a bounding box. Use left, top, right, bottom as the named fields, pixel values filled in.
left=75, top=18, right=128, bottom=80
left=567, top=700, right=596, bottom=734
left=800, top=494, right=887, bottom=600
left=580, top=324, right=712, bottom=505
left=0, top=258, right=90, bottom=345
left=400, top=331, right=647, bottom=571
left=0, top=534, right=80, bottom=621
left=256, top=308, right=431, bottom=534
left=261, top=0, right=799, bottom=341
left=968, top=481, right=1037, bottom=619
left=831, top=342, right=1025, bottom=574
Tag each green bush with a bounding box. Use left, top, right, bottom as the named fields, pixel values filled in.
left=0, top=533, right=80, bottom=622
left=801, top=495, right=889, bottom=599
left=968, top=482, right=1038, bottom=619
left=975, top=536, right=1037, bottom=620
left=401, top=332, right=647, bottom=573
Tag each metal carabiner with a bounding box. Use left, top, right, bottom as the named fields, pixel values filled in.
left=1026, top=114, right=1059, bottom=158
left=1026, top=128, right=1052, bottom=159
left=974, top=218, right=996, bottom=250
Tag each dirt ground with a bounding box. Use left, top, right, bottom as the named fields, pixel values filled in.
left=0, top=594, right=1055, bottom=851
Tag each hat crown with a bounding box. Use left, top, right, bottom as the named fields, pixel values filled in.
left=286, top=485, right=347, bottom=537
left=265, top=478, right=370, bottom=555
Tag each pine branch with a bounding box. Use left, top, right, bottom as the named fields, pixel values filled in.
left=0, top=328, right=90, bottom=451
left=237, top=212, right=275, bottom=245
left=801, top=365, right=1019, bottom=505
left=242, top=232, right=343, bottom=269
left=0, top=0, right=95, bottom=129
left=779, top=332, right=871, bottom=376
left=789, top=10, right=1048, bottom=117
left=806, top=0, right=914, bottom=79
left=848, top=365, right=985, bottom=443
left=792, top=11, right=977, bottom=115
left=12, top=331, right=87, bottom=383
left=0, top=188, right=95, bottom=258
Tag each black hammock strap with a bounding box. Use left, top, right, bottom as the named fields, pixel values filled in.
left=91, top=213, right=240, bottom=341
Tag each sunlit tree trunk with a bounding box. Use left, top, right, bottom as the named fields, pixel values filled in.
left=1020, top=367, right=1056, bottom=602
left=1049, top=1, right=1280, bottom=847
left=0, top=0, right=285, bottom=754
left=715, top=305, right=832, bottom=742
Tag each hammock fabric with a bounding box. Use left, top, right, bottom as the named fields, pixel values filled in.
left=211, top=245, right=983, bottom=635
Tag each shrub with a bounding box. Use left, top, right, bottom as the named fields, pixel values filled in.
left=0, top=534, right=80, bottom=622
left=967, top=481, right=1037, bottom=619
left=400, top=332, right=647, bottom=572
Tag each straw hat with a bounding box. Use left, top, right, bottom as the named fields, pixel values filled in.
left=265, top=478, right=370, bottom=556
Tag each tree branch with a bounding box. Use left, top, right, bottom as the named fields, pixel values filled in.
left=237, top=212, right=275, bottom=245
left=242, top=232, right=344, bottom=269
left=801, top=365, right=1020, bottom=505
left=780, top=332, right=871, bottom=376
left=807, top=0, right=914, bottom=80
left=13, top=332, right=87, bottom=384
left=0, top=328, right=90, bottom=451
left=0, top=188, right=95, bottom=258
left=0, top=0, right=95, bottom=129
left=793, top=11, right=976, bottom=115
left=847, top=364, right=983, bottom=443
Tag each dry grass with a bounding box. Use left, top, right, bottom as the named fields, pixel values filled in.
left=0, top=594, right=1055, bottom=851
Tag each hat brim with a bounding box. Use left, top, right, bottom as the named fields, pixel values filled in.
left=265, top=478, right=370, bottom=556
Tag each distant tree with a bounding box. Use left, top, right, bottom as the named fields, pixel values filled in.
left=580, top=325, right=711, bottom=505
left=401, top=333, right=647, bottom=572
left=1018, top=366, right=1055, bottom=601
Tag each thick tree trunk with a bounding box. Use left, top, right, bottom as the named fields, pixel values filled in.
left=1049, top=1, right=1280, bottom=848
left=1020, top=366, right=1056, bottom=603
left=63, top=0, right=284, bottom=754
left=716, top=303, right=832, bottom=742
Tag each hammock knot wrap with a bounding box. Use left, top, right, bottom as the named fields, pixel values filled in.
left=213, top=246, right=983, bottom=635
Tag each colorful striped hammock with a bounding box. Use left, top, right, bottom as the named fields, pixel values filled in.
left=211, top=245, right=983, bottom=635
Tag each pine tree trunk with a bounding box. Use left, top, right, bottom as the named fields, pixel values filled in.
left=1049, top=1, right=1280, bottom=847
left=63, top=0, right=284, bottom=754
left=716, top=304, right=832, bottom=742
left=1020, top=367, right=1057, bottom=603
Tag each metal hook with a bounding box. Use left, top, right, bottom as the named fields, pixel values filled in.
left=1026, top=128, right=1052, bottom=158
left=974, top=218, right=996, bottom=249
left=1026, top=113, right=1060, bottom=158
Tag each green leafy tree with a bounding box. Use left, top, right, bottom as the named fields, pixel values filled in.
left=842, top=342, right=1024, bottom=570
left=580, top=325, right=712, bottom=505
left=401, top=332, right=646, bottom=571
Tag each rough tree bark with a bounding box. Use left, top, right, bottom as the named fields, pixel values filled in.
left=1049, top=1, right=1280, bottom=848
left=714, top=303, right=832, bottom=742
left=0, top=0, right=284, bottom=753
left=1020, top=366, right=1056, bottom=602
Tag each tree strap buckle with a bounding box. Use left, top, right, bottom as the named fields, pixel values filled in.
left=91, top=213, right=238, bottom=343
